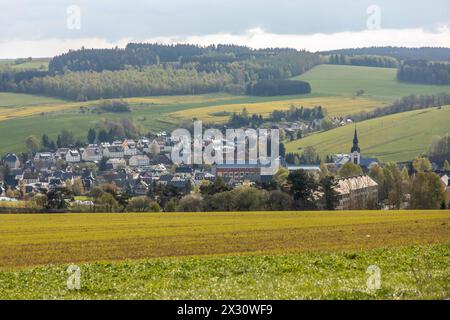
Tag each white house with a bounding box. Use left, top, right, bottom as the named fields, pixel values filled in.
left=55, top=148, right=70, bottom=160
left=66, top=150, right=81, bottom=163
left=129, top=155, right=150, bottom=167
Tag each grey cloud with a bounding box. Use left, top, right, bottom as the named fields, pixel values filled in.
left=0, top=0, right=449, bottom=42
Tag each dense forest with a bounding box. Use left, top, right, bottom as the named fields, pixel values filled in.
left=246, top=80, right=311, bottom=96
left=0, top=44, right=320, bottom=100
left=0, top=69, right=47, bottom=91
left=19, top=67, right=234, bottom=100
left=321, top=47, right=450, bottom=62
left=397, top=60, right=450, bottom=85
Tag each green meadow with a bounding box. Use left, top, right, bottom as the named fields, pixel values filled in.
left=0, top=92, right=65, bottom=108
left=294, top=64, right=450, bottom=101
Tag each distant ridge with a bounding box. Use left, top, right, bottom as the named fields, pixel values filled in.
left=319, top=46, right=450, bottom=62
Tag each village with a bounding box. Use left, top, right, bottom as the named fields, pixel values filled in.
left=0, top=127, right=449, bottom=213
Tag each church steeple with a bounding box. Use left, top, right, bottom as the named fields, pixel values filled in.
left=351, top=127, right=360, bottom=153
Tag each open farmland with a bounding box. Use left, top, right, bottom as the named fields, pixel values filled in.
left=167, top=95, right=383, bottom=124
left=2, top=64, right=450, bottom=157
left=0, top=210, right=448, bottom=269
left=0, top=93, right=247, bottom=154
left=0, top=58, right=50, bottom=70
left=294, top=64, right=450, bottom=101
left=0, top=91, right=379, bottom=155
left=0, top=211, right=448, bottom=300
left=286, top=105, right=450, bottom=162
left=0, top=92, right=65, bottom=108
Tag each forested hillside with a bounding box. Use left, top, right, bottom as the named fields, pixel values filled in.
left=397, top=60, right=450, bottom=85
left=0, top=44, right=320, bottom=100
left=20, top=67, right=234, bottom=100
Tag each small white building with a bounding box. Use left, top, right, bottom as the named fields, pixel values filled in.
left=65, top=150, right=81, bottom=163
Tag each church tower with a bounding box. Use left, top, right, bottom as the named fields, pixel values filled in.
left=350, top=127, right=361, bottom=165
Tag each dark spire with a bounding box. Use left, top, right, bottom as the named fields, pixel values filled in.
left=351, top=126, right=360, bottom=153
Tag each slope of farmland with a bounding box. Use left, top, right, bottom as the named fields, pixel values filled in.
left=0, top=93, right=248, bottom=155
left=0, top=92, right=65, bottom=108
left=294, top=64, right=450, bottom=101
left=0, top=58, right=50, bottom=70
left=0, top=92, right=380, bottom=155
left=286, top=105, right=450, bottom=162
left=0, top=210, right=448, bottom=269
left=167, top=95, right=383, bottom=124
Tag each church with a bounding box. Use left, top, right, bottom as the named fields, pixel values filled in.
left=334, top=127, right=379, bottom=171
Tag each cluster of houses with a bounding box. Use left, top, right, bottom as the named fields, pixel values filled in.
left=0, top=136, right=194, bottom=198
left=1, top=128, right=449, bottom=211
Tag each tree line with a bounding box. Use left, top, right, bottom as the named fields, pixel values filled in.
left=327, top=54, right=399, bottom=68
left=18, top=66, right=233, bottom=100
left=397, top=60, right=450, bottom=85
left=369, top=157, right=446, bottom=210
left=321, top=47, right=450, bottom=62
left=351, top=93, right=450, bottom=122
left=246, top=80, right=311, bottom=96
left=269, top=105, right=325, bottom=122
left=428, top=134, right=450, bottom=167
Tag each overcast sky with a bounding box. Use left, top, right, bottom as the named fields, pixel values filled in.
left=0, top=0, right=449, bottom=58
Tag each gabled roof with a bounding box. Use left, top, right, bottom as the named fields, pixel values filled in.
left=159, top=175, right=174, bottom=182
left=175, top=166, right=193, bottom=173
left=4, top=153, right=18, bottom=162
left=335, top=175, right=378, bottom=195
left=107, top=146, right=124, bottom=153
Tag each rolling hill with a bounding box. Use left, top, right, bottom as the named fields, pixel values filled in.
left=167, top=95, right=383, bottom=124
left=286, top=105, right=450, bottom=162
left=1, top=64, right=450, bottom=158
